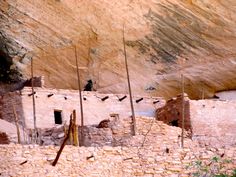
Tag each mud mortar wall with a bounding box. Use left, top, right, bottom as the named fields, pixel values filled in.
left=190, top=100, right=236, bottom=147
left=19, top=87, right=164, bottom=128
left=156, top=96, right=236, bottom=147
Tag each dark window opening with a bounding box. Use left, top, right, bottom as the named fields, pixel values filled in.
left=54, top=110, right=62, bottom=124
left=170, top=120, right=178, bottom=127
left=84, top=79, right=93, bottom=91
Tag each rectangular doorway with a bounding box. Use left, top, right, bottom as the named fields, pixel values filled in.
left=54, top=110, right=62, bottom=124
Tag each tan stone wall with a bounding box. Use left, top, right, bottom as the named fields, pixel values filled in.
left=190, top=99, right=236, bottom=147
left=156, top=96, right=236, bottom=147
left=82, top=116, right=184, bottom=147
left=0, top=117, right=235, bottom=176
left=19, top=87, right=164, bottom=128
left=0, top=143, right=235, bottom=176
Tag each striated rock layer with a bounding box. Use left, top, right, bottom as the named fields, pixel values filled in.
left=0, top=0, right=236, bottom=98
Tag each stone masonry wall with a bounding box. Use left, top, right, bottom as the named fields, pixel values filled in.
left=19, top=87, right=164, bottom=128
left=35, top=116, right=185, bottom=147
left=0, top=144, right=235, bottom=177
left=190, top=99, right=236, bottom=147
left=82, top=116, right=186, bottom=147
left=156, top=94, right=191, bottom=131
left=0, top=117, right=235, bottom=177
left=156, top=95, right=236, bottom=147
left=0, top=91, right=25, bottom=125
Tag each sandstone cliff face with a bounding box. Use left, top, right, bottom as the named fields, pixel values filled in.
left=0, top=0, right=236, bottom=98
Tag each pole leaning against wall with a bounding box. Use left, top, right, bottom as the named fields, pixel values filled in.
left=74, top=45, right=85, bottom=146
left=122, top=24, right=136, bottom=136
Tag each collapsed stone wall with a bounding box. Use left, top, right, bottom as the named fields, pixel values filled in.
left=35, top=117, right=186, bottom=147
left=156, top=94, right=191, bottom=131
left=82, top=116, right=187, bottom=147
left=19, top=87, right=164, bottom=128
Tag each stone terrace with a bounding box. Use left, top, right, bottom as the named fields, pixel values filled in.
left=0, top=117, right=235, bottom=177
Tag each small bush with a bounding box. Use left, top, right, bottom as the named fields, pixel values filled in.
left=186, top=156, right=236, bottom=177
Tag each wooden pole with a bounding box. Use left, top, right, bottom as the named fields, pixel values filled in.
left=74, top=45, right=85, bottom=145
left=69, top=114, right=73, bottom=144
left=122, top=24, right=136, bottom=136
left=12, top=104, right=21, bottom=144
left=63, top=121, right=67, bottom=137
left=180, top=59, right=185, bottom=148
left=52, top=117, right=73, bottom=166
left=181, top=73, right=185, bottom=148
left=31, top=58, right=37, bottom=143
left=72, top=110, right=79, bottom=146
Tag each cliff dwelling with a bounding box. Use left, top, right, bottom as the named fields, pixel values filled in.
left=1, top=0, right=236, bottom=176
left=1, top=78, right=235, bottom=147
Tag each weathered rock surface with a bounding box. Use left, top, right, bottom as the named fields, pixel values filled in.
left=0, top=0, right=236, bottom=98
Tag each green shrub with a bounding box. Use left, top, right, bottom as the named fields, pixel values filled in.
left=186, top=156, right=236, bottom=177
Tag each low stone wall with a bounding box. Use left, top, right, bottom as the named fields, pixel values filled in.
left=0, top=117, right=235, bottom=176
left=34, top=117, right=185, bottom=147
left=0, top=144, right=235, bottom=177
left=82, top=116, right=185, bottom=147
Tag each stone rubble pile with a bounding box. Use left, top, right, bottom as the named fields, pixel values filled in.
left=83, top=117, right=191, bottom=148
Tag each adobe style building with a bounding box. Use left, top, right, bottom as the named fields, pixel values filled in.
left=0, top=76, right=235, bottom=147
left=0, top=85, right=164, bottom=129
left=156, top=94, right=236, bottom=147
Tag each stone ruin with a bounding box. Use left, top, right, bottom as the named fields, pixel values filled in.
left=0, top=79, right=235, bottom=148
left=0, top=83, right=165, bottom=146
left=156, top=94, right=236, bottom=147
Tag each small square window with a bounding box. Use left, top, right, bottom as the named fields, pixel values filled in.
left=54, top=110, right=62, bottom=124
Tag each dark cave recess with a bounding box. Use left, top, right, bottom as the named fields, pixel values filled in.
left=0, top=50, right=22, bottom=84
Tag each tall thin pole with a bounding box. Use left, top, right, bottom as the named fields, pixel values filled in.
left=74, top=45, right=84, bottom=146
left=31, top=58, right=37, bottom=143
left=12, top=104, right=21, bottom=144
left=122, top=24, right=136, bottom=136
left=181, top=73, right=185, bottom=148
